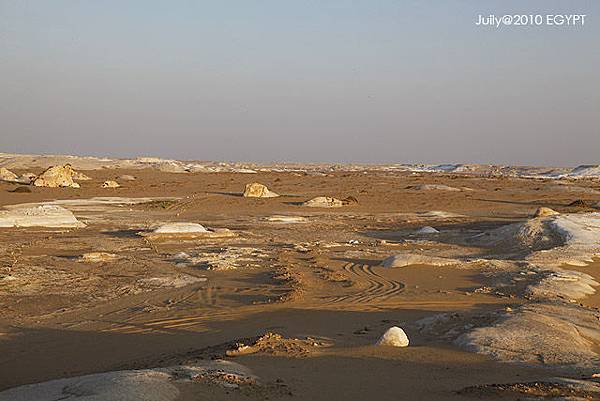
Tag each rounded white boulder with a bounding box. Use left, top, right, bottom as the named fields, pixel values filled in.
left=376, top=326, right=409, bottom=347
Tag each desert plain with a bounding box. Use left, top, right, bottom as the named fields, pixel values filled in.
left=0, top=154, right=599, bottom=400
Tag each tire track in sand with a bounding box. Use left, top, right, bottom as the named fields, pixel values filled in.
left=323, top=262, right=405, bottom=305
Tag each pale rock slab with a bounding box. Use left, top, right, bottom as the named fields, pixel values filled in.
left=0, top=204, right=85, bottom=228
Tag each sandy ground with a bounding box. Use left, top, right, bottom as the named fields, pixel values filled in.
left=0, top=165, right=599, bottom=400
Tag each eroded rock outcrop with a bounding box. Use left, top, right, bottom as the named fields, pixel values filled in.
left=33, top=164, right=80, bottom=188
left=0, top=168, right=18, bottom=182
left=243, top=182, right=279, bottom=198
left=102, top=180, right=121, bottom=188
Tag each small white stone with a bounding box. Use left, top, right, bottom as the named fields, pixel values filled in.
left=376, top=326, right=409, bottom=347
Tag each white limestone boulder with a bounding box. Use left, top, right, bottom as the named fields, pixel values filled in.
left=33, top=164, right=80, bottom=188
left=153, top=223, right=209, bottom=233
left=377, top=326, right=409, bottom=347
left=142, top=222, right=235, bottom=239
left=243, top=182, right=279, bottom=198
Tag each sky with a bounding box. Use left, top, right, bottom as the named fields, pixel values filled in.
left=1, top=0, right=599, bottom=166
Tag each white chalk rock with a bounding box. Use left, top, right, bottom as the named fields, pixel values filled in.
left=243, top=182, right=279, bottom=198
left=415, top=226, right=439, bottom=234
left=0, top=168, right=18, bottom=182
left=102, top=180, right=121, bottom=188
left=377, top=326, right=409, bottom=347
left=33, top=164, right=80, bottom=188
left=0, top=205, right=85, bottom=228
left=153, top=223, right=208, bottom=234
left=302, top=196, right=344, bottom=208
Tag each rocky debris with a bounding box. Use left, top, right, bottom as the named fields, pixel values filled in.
left=119, top=174, right=136, bottom=181
left=414, top=226, right=439, bottom=234
left=243, top=182, right=279, bottom=198
left=342, top=196, right=359, bottom=205
left=169, top=247, right=269, bottom=270
left=381, top=253, right=458, bottom=268
left=302, top=196, right=343, bottom=208
left=534, top=207, right=560, bottom=217
left=567, top=199, right=597, bottom=208
left=142, top=222, right=236, bottom=239
left=0, top=167, right=18, bottom=182
left=79, top=252, right=119, bottom=262
left=0, top=361, right=256, bottom=401
left=226, top=332, right=330, bottom=358
left=459, top=377, right=600, bottom=399
left=101, top=180, right=121, bottom=188
left=0, top=204, right=85, bottom=228
left=33, top=164, right=80, bottom=188
left=13, top=172, right=37, bottom=184
left=376, top=326, right=409, bottom=347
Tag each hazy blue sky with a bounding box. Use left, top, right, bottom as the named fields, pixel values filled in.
left=1, top=1, right=599, bottom=165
